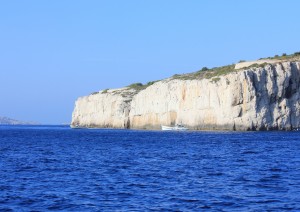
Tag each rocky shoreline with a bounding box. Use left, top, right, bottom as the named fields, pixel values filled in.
left=71, top=56, right=300, bottom=131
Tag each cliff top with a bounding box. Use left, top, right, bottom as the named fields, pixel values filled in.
left=235, top=52, right=300, bottom=69
left=91, top=51, right=300, bottom=94
left=171, top=51, right=300, bottom=81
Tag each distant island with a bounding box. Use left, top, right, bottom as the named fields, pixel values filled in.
left=0, top=116, right=38, bottom=125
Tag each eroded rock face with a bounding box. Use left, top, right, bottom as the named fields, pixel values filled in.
left=71, top=88, right=133, bottom=128
left=71, top=61, right=300, bottom=130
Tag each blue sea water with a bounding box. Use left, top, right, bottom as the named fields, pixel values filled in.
left=1, top=126, right=300, bottom=211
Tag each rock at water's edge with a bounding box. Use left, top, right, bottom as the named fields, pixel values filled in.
left=71, top=61, right=300, bottom=131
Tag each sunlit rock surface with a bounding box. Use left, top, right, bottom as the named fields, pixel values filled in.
left=71, top=61, right=300, bottom=130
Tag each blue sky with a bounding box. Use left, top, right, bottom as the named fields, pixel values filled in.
left=0, top=0, right=299, bottom=124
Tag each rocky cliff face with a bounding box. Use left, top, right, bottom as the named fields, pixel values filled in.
left=71, top=61, right=300, bottom=130
left=71, top=88, right=133, bottom=129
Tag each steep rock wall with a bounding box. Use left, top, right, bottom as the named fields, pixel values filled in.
left=71, top=88, right=133, bottom=128
left=71, top=61, right=300, bottom=130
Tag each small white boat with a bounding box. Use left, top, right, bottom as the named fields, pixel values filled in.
left=161, top=124, right=188, bottom=131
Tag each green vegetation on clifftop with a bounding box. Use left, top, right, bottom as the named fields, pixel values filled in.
left=127, top=80, right=160, bottom=91
left=172, top=51, right=300, bottom=81
left=172, top=64, right=236, bottom=80
left=89, top=51, right=300, bottom=95
left=259, top=51, right=300, bottom=61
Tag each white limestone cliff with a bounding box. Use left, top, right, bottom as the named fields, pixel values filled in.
left=71, top=88, right=133, bottom=128
left=71, top=61, right=300, bottom=130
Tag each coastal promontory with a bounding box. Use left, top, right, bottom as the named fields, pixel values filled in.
left=0, top=116, right=37, bottom=125
left=71, top=53, right=300, bottom=131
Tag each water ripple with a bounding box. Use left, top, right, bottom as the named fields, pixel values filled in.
left=0, top=126, right=300, bottom=211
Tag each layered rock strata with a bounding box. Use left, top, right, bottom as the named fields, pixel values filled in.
left=71, top=61, right=300, bottom=130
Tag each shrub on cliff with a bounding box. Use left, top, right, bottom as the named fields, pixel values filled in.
left=128, top=83, right=143, bottom=90
left=200, top=67, right=209, bottom=72
left=102, top=89, right=109, bottom=94
left=204, top=64, right=236, bottom=78
left=294, top=52, right=300, bottom=56
left=146, top=80, right=158, bottom=86
left=127, top=80, right=160, bottom=91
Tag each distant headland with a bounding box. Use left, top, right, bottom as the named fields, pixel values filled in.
left=0, top=116, right=39, bottom=125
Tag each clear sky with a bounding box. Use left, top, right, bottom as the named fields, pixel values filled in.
left=0, top=0, right=299, bottom=124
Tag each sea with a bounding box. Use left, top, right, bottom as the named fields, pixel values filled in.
left=1, top=125, right=300, bottom=211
